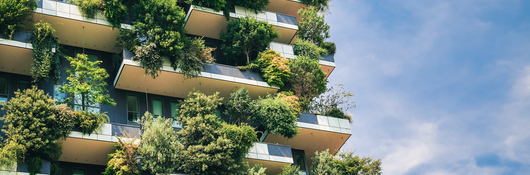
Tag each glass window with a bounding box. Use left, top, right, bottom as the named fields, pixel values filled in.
left=171, top=102, right=181, bottom=128
left=152, top=99, right=163, bottom=117
left=17, top=80, right=31, bottom=91
left=127, top=95, right=139, bottom=123
left=293, top=149, right=307, bottom=172
left=73, top=168, right=85, bottom=175
left=54, top=85, right=66, bottom=104
left=0, top=77, right=7, bottom=102
left=73, top=93, right=99, bottom=113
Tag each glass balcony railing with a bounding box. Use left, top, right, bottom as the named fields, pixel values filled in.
left=247, top=142, right=294, bottom=163
left=269, top=42, right=336, bottom=63
left=297, top=113, right=352, bottom=134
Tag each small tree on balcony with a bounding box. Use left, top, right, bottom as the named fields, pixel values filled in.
left=300, top=0, right=331, bottom=12
left=309, top=83, right=355, bottom=122
left=220, top=17, right=279, bottom=65
left=256, top=95, right=299, bottom=139
left=103, top=133, right=141, bottom=175
left=298, top=6, right=330, bottom=46
left=224, top=86, right=259, bottom=125
left=185, top=0, right=227, bottom=12
left=0, top=0, right=37, bottom=39
left=287, top=56, right=327, bottom=110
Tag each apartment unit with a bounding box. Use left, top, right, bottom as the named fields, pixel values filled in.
left=0, top=0, right=349, bottom=174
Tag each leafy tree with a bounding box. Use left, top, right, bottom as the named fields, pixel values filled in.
left=176, top=90, right=257, bottom=174
left=319, top=41, right=336, bottom=55
left=102, top=0, right=128, bottom=29
left=287, top=56, right=327, bottom=110
left=276, top=91, right=302, bottom=117
left=293, top=39, right=327, bottom=60
left=332, top=150, right=383, bottom=175
left=259, top=50, right=291, bottom=87
left=31, top=21, right=63, bottom=84
left=256, top=95, right=299, bottom=139
left=300, top=0, right=331, bottom=12
left=0, top=0, right=37, bottom=39
left=224, top=87, right=258, bottom=125
left=0, top=87, right=76, bottom=175
left=174, top=37, right=217, bottom=79
left=310, top=149, right=338, bottom=175
left=278, top=164, right=300, bottom=175
left=232, top=0, right=270, bottom=13
left=247, top=164, right=266, bottom=175
left=220, top=17, right=279, bottom=65
left=297, top=6, right=330, bottom=46
left=72, top=0, right=102, bottom=19
left=103, top=133, right=141, bottom=175
left=309, top=84, right=355, bottom=120
left=139, top=112, right=183, bottom=175
left=134, top=43, right=163, bottom=79
left=186, top=0, right=226, bottom=12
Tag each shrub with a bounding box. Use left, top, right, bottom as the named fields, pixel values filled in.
left=0, top=0, right=37, bottom=39
left=300, top=0, right=331, bottom=12
left=277, top=91, right=302, bottom=117
left=298, top=6, right=330, bottom=45
left=323, top=107, right=349, bottom=120
left=247, top=164, right=267, bottom=175
left=224, top=87, right=259, bottom=125
left=74, top=111, right=109, bottom=135
left=31, top=21, right=62, bottom=84
left=309, top=84, right=355, bottom=122
left=287, top=56, right=327, bottom=110
left=293, top=39, right=327, bottom=60
left=102, top=0, right=128, bottom=29
left=319, top=41, right=336, bottom=55
left=311, top=149, right=338, bottom=175
left=133, top=43, right=163, bottom=79
left=104, top=134, right=141, bottom=175
left=220, top=17, right=279, bottom=65
left=186, top=0, right=226, bottom=12
left=332, top=150, right=383, bottom=175
left=278, top=164, right=300, bottom=175
left=232, top=0, right=269, bottom=13
left=256, top=95, right=299, bottom=138
left=72, top=0, right=102, bottom=19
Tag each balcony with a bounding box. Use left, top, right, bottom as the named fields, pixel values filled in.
left=59, top=123, right=140, bottom=166
left=261, top=113, right=352, bottom=168
left=184, top=5, right=298, bottom=44
left=0, top=31, right=34, bottom=76
left=246, top=143, right=294, bottom=175
left=34, top=0, right=133, bottom=53
left=269, top=42, right=336, bottom=79
left=263, top=0, right=305, bottom=22
left=114, top=49, right=279, bottom=102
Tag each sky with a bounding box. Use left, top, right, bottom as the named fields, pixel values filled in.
left=326, top=0, right=530, bottom=174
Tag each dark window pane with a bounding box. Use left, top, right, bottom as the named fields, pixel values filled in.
left=128, top=112, right=139, bottom=122
left=18, top=80, right=31, bottom=91
left=73, top=168, right=85, bottom=175
left=0, top=77, right=7, bottom=95
left=127, top=95, right=138, bottom=112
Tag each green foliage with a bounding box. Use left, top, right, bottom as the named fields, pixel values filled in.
left=332, top=150, right=383, bottom=175
left=186, top=0, right=226, bottom=12
left=220, top=17, right=279, bottom=65
left=139, top=112, right=183, bottom=175
left=59, top=53, right=116, bottom=112
left=27, top=156, right=43, bottom=175
left=74, top=110, right=109, bottom=135
left=0, top=87, right=76, bottom=173
left=177, top=90, right=257, bottom=174
left=276, top=92, right=302, bottom=117
left=255, top=50, right=291, bottom=87
left=256, top=95, right=299, bottom=139
left=309, top=84, right=355, bottom=122
left=102, top=0, right=128, bottom=29
left=224, top=87, right=258, bottom=125
left=323, top=107, right=350, bottom=121
left=174, top=37, right=216, bottom=79
left=310, top=149, right=338, bottom=175
left=293, top=39, right=327, bottom=60
left=31, top=21, right=62, bottom=84
left=0, top=0, right=37, bottom=39
left=297, top=6, right=330, bottom=46
left=300, top=0, right=330, bottom=12
left=104, top=134, right=141, bottom=175
left=287, top=56, right=327, bottom=110
left=134, top=43, right=163, bottom=79
left=278, top=164, right=300, bottom=175
left=238, top=63, right=260, bottom=71
left=247, top=164, right=266, bottom=175
left=319, top=41, right=336, bottom=55
left=232, top=0, right=270, bottom=13
left=72, top=0, right=102, bottom=19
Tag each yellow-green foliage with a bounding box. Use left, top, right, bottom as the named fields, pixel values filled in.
left=104, top=134, right=141, bottom=175
left=31, top=21, right=62, bottom=84
left=0, top=0, right=37, bottom=39
left=244, top=50, right=291, bottom=88
left=256, top=95, right=299, bottom=139
left=72, top=0, right=102, bottom=19
left=277, top=92, right=302, bottom=117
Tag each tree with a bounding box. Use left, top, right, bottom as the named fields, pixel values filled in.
left=0, top=0, right=37, bottom=39
left=31, top=21, right=62, bottom=84
left=293, top=39, right=327, bottom=60
left=176, top=90, right=258, bottom=174
left=60, top=53, right=116, bottom=111
left=256, top=95, right=299, bottom=139
left=134, top=43, right=163, bottom=79
left=102, top=0, right=128, bottom=29
left=247, top=164, right=267, bottom=175
left=138, top=112, right=183, bottom=175
left=220, top=17, right=279, bottom=65
left=224, top=86, right=259, bottom=125
left=278, top=164, right=300, bottom=175
left=287, top=56, right=327, bottom=110
left=103, top=133, right=141, bottom=175
left=297, top=6, right=330, bottom=46
left=72, top=0, right=102, bottom=19
left=0, top=87, right=76, bottom=175
left=300, top=0, right=331, bottom=12
left=185, top=0, right=226, bottom=12
left=232, top=0, right=270, bottom=13
left=310, top=149, right=338, bottom=175
left=332, top=150, right=383, bottom=175
left=309, top=84, right=355, bottom=121
left=258, top=50, right=291, bottom=87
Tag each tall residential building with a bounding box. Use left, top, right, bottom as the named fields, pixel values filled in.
left=0, top=0, right=350, bottom=174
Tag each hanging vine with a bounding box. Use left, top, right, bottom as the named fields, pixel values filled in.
left=31, top=21, right=62, bottom=84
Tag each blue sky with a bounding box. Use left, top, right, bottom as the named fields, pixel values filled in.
left=326, top=0, right=530, bottom=174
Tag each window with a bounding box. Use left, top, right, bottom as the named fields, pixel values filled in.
left=54, top=85, right=66, bottom=104
left=17, top=79, right=31, bottom=91
left=73, top=93, right=100, bottom=113
left=292, top=149, right=308, bottom=173
left=0, top=77, right=7, bottom=102
left=215, top=109, right=222, bottom=118
left=152, top=99, right=163, bottom=119
left=127, top=95, right=139, bottom=124
left=73, top=168, right=85, bottom=175
left=171, top=101, right=181, bottom=128
left=54, top=166, right=63, bottom=175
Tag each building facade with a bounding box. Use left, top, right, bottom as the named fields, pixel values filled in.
left=0, top=0, right=349, bottom=174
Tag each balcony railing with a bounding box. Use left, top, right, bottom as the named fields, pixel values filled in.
left=247, top=142, right=294, bottom=163
left=0, top=31, right=33, bottom=49
left=297, top=113, right=352, bottom=134
left=69, top=123, right=140, bottom=142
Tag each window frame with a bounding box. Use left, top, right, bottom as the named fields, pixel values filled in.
left=72, top=167, right=87, bottom=175
left=16, top=78, right=31, bottom=91
left=127, top=94, right=140, bottom=125
left=0, top=76, right=10, bottom=102
left=170, top=100, right=181, bottom=128
left=151, top=97, right=164, bottom=118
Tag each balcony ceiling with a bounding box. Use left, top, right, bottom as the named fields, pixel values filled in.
left=0, top=44, right=33, bottom=76
left=35, top=13, right=122, bottom=53
left=321, top=64, right=335, bottom=79
left=59, top=137, right=115, bottom=166
left=264, top=0, right=306, bottom=21
left=115, top=64, right=278, bottom=102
